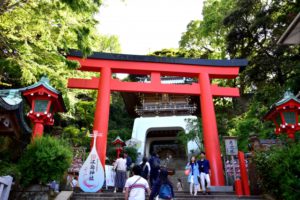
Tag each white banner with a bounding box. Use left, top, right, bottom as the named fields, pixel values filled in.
left=79, top=132, right=105, bottom=192
left=105, top=165, right=115, bottom=187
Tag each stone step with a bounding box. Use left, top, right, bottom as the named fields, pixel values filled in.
left=71, top=192, right=264, bottom=200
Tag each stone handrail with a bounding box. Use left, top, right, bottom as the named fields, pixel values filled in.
left=0, top=176, right=13, bottom=200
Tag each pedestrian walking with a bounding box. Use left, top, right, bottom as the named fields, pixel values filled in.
left=149, top=168, right=174, bottom=200
left=140, top=157, right=151, bottom=180
left=149, top=152, right=161, bottom=187
left=113, top=153, right=127, bottom=193
left=124, top=165, right=151, bottom=200
left=197, top=151, right=211, bottom=195
left=186, top=156, right=200, bottom=196
left=124, top=152, right=133, bottom=177
left=71, top=177, right=78, bottom=191
left=176, top=178, right=183, bottom=191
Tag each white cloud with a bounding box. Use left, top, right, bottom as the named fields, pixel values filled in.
left=95, top=0, right=203, bottom=55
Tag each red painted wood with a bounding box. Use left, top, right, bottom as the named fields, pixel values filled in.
left=67, top=56, right=240, bottom=79
left=199, top=73, right=225, bottom=186
left=32, top=122, right=44, bottom=138
left=238, top=151, right=250, bottom=196
left=235, top=179, right=243, bottom=196
left=67, top=54, right=244, bottom=186
left=68, top=78, right=239, bottom=97
left=93, top=67, right=111, bottom=167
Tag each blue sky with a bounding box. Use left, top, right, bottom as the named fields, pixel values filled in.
left=96, top=0, right=203, bottom=55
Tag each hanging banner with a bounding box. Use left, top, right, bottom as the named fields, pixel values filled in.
left=105, top=165, right=115, bottom=187
left=79, top=131, right=104, bottom=192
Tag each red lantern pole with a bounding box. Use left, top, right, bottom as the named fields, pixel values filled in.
left=32, top=122, right=44, bottom=138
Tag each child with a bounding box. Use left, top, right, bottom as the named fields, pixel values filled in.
left=177, top=178, right=183, bottom=191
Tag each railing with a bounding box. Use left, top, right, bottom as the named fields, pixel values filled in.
left=135, top=103, right=197, bottom=116
left=0, top=176, right=13, bottom=200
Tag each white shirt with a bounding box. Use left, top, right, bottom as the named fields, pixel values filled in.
left=71, top=179, right=78, bottom=188
left=125, top=175, right=149, bottom=200
left=114, top=157, right=127, bottom=171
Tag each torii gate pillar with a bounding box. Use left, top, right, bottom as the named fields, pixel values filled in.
left=93, top=67, right=111, bottom=167
left=199, top=73, right=224, bottom=185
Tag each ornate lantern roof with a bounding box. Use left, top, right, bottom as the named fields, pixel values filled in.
left=264, top=90, right=300, bottom=139
left=112, top=136, right=125, bottom=146
left=22, top=77, right=66, bottom=113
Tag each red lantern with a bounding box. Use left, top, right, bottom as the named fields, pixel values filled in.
left=264, top=90, right=300, bottom=139
left=22, top=77, right=66, bottom=139
left=112, top=136, right=126, bottom=158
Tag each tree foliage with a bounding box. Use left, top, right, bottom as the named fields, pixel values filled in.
left=254, top=143, right=300, bottom=200
left=18, top=136, right=73, bottom=187
left=0, top=0, right=121, bottom=113
left=179, top=0, right=300, bottom=150
left=180, top=0, right=235, bottom=59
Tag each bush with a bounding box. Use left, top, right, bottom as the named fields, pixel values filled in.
left=18, top=136, right=73, bottom=187
left=253, top=143, right=300, bottom=200
left=0, top=161, right=21, bottom=182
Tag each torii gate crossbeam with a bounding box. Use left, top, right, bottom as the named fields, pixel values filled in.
left=67, top=50, right=248, bottom=186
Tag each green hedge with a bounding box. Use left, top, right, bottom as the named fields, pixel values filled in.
left=18, top=136, right=73, bottom=187
left=253, top=143, right=300, bottom=200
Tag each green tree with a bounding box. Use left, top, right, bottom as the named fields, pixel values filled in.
left=18, top=136, right=73, bottom=187
left=223, top=0, right=300, bottom=94
left=221, top=0, right=300, bottom=148
left=254, top=143, right=300, bottom=200
left=177, top=118, right=203, bottom=153
left=180, top=0, right=235, bottom=59
left=0, top=0, right=121, bottom=111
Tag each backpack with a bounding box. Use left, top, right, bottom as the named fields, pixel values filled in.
left=158, top=184, right=172, bottom=199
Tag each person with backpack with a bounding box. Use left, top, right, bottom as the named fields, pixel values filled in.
left=149, top=168, right=174, bottom=200
left=149, top=152, right=161, bottom=187
left=186, top=155, right=200, bottom=196
left=197, top=151, right=211, bottom=195
left=124, top=165, right=151, bottom=200
left=140, top=157, right=151, bottom=180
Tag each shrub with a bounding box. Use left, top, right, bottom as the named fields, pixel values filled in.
left=253, top=143, right=300, bottom=200
left=18, top=136, right=73, bottom=187
left=0, top=161, right=21, bottom=182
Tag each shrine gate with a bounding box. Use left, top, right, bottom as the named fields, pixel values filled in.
left=67, top=50, right=247, bottom=186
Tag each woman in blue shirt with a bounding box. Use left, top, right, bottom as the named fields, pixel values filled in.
left=186, top=156, right=200, bottom=196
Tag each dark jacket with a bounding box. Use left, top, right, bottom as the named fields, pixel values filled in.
left=197, top=159, right=210, bottom=174
left=149, top=179, right=174, bottom=200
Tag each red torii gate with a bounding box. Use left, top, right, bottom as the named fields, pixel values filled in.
left=67, top=50, right=247, bottom=186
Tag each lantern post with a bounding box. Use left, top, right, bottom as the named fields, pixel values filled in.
left=22, top=77, right=66, bottom=139
left=112, top=136, right=126, bottom=158
left=264, top=90, right=300, bottom=139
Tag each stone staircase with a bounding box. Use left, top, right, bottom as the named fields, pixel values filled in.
left=71, top=191, right=264, bottom=200
left=72, top=158, right=264, bottom=200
